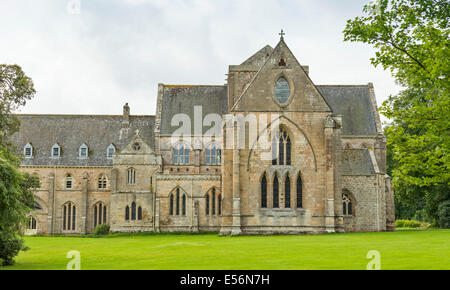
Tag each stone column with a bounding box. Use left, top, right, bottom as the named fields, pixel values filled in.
left=111, top=168, right=118, bottom=193
left=192, top=200, right=199, bottom=232
left=324, top=115, right=336, bottom=233
left=333, top=115, right=344, bottom=232
left=47, top=172, right=55, bottom=235
left=231, top=124, right=242, bottom=235
left=81, top=172, right=88, bottom=234
left=155, top=197, right=160, bottom=232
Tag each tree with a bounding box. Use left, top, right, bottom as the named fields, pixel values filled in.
left=0, top=64, right=37, bottom=266
left=344, top=0, right=449, bottom=225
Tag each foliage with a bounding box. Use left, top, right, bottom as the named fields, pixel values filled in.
left=344, top=0, right=449, bottom=90
left=437, top=200, right=450, bottom=228
left=0, top=64, right=36, bottom=149
left=0, top=64, right=37, bottom=266
left=0, top=233, right=28, bottom=266
left=395, top=219, right=422, bottom=228
left=92, top=224, right=110, bottom=236
left=344, top=0, right=450, bottom=226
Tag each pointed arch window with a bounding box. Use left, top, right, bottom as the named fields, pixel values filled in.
left=205, top=193, right=210, bottom=215
left=125, top=205, right=130, bottom=221
left=79, top=143, right=89, bottom=159
left=169, top=188, right=186, bottom=216
left=24, top=143, right=33, bottom=158
left=205, top=188, right=220, bottom=216
left=138, top=206, right=143, bottom=220
left=206, top=144, right=221, bottom=165
left=285, top=175, right=291, bottom=208
left=98, top=174, right=107, bottom=189
left=169, top=194, right=174, bottom=215
left=176, top=188, right=180, bottom=215
left=63, top=202, right=76, bottom=231
left=182, top=194, right=186, bottom=216
left=212, top=188, right=216, bottom=215
left=174, top=143, right=189, bottom=165
left=274, top=77, right=290, bottom=104
left=273, top=175, right=279, bottom=208
left=131, top=202, right=136, bottom=220
left=94, top=202, right=107, bottom=227
left=261, top=174, right=267, bottom=208
left=296, top=175, right=303, bottom=208
left=343, top=193, right=353, bottom=216
left=107, top=144, right=116, bottom=159
left=272, top=127, right=291, bottom=165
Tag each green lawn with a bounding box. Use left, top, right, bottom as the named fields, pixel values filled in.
left=2, top=230, right=449, bottom=270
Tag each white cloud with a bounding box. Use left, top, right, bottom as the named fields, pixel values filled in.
left=0, top=0, right=401, bottom=119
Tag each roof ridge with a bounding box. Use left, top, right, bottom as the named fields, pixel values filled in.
left=164, top=84, right=226, bottom=88
left=316, top=84, right=370, bottom=87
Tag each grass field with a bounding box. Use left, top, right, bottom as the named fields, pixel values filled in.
left=2, top=230, right=449, bottom=270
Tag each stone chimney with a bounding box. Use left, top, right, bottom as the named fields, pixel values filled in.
left=122, top=103, right=130, bottom=128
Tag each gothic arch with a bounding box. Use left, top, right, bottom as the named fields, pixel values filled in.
left=342, top=189, right=357, bottom=216
left=33, top=195, right=48, bottom=214
left=92, top=201, right=107, bottom=227
left=260, top=172, right=268, bottom=208
left=168, top=185, right=189, bottom=198
left=205, top=187, right=221, bottom=216
left=247, top=115, right=317, bottom=171
left=169, top=186, right=188, bottom=216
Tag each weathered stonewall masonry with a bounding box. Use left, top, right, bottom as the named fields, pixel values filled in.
left=13, top=35, right=395, bottom=235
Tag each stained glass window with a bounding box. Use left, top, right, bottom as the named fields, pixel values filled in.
left=274, top=77, right=290, bottom=104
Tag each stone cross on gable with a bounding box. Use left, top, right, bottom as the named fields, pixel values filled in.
left=279, top=29, right=285, bottom=40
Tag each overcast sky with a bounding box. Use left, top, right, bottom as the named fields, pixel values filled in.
left=0, top=0, right=402, bottom=119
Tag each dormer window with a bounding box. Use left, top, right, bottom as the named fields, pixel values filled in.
left=24, top=143, right=33, bottom=158
left=51, top=144, right=61, bottom=158
left=107, top=144, right=115, bottom=159
left=79, top=143, right=88, bottom=159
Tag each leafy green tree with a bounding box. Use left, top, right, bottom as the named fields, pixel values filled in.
left=1, top=64, right=35, bottom=149
left=0, top=64, right=38, bottom=266
left=344, top=0, right=449, bottom=226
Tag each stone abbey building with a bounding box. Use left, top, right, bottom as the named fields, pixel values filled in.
left=13, top=35, right=395, bottom=235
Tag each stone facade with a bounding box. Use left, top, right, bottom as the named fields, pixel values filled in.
left=12, top=36, right=395, bottom=235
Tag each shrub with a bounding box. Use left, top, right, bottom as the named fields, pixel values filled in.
left=438, top=201, right=450, bottom=229
left=93, top=224, right=110, bottom=236
left=395, top=219, right=421, bottom=228
left=0, top=234, right=26, bottom=266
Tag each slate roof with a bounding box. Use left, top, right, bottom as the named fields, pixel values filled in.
left=317, top=85, right=378, bottom=136
left=11, top=114, right=154, bottom=166
left=341, top=149, right=375, bottom=175
left=241, top=45, right=273, bottom=67
left=159, top=85, right=228, bottom=135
